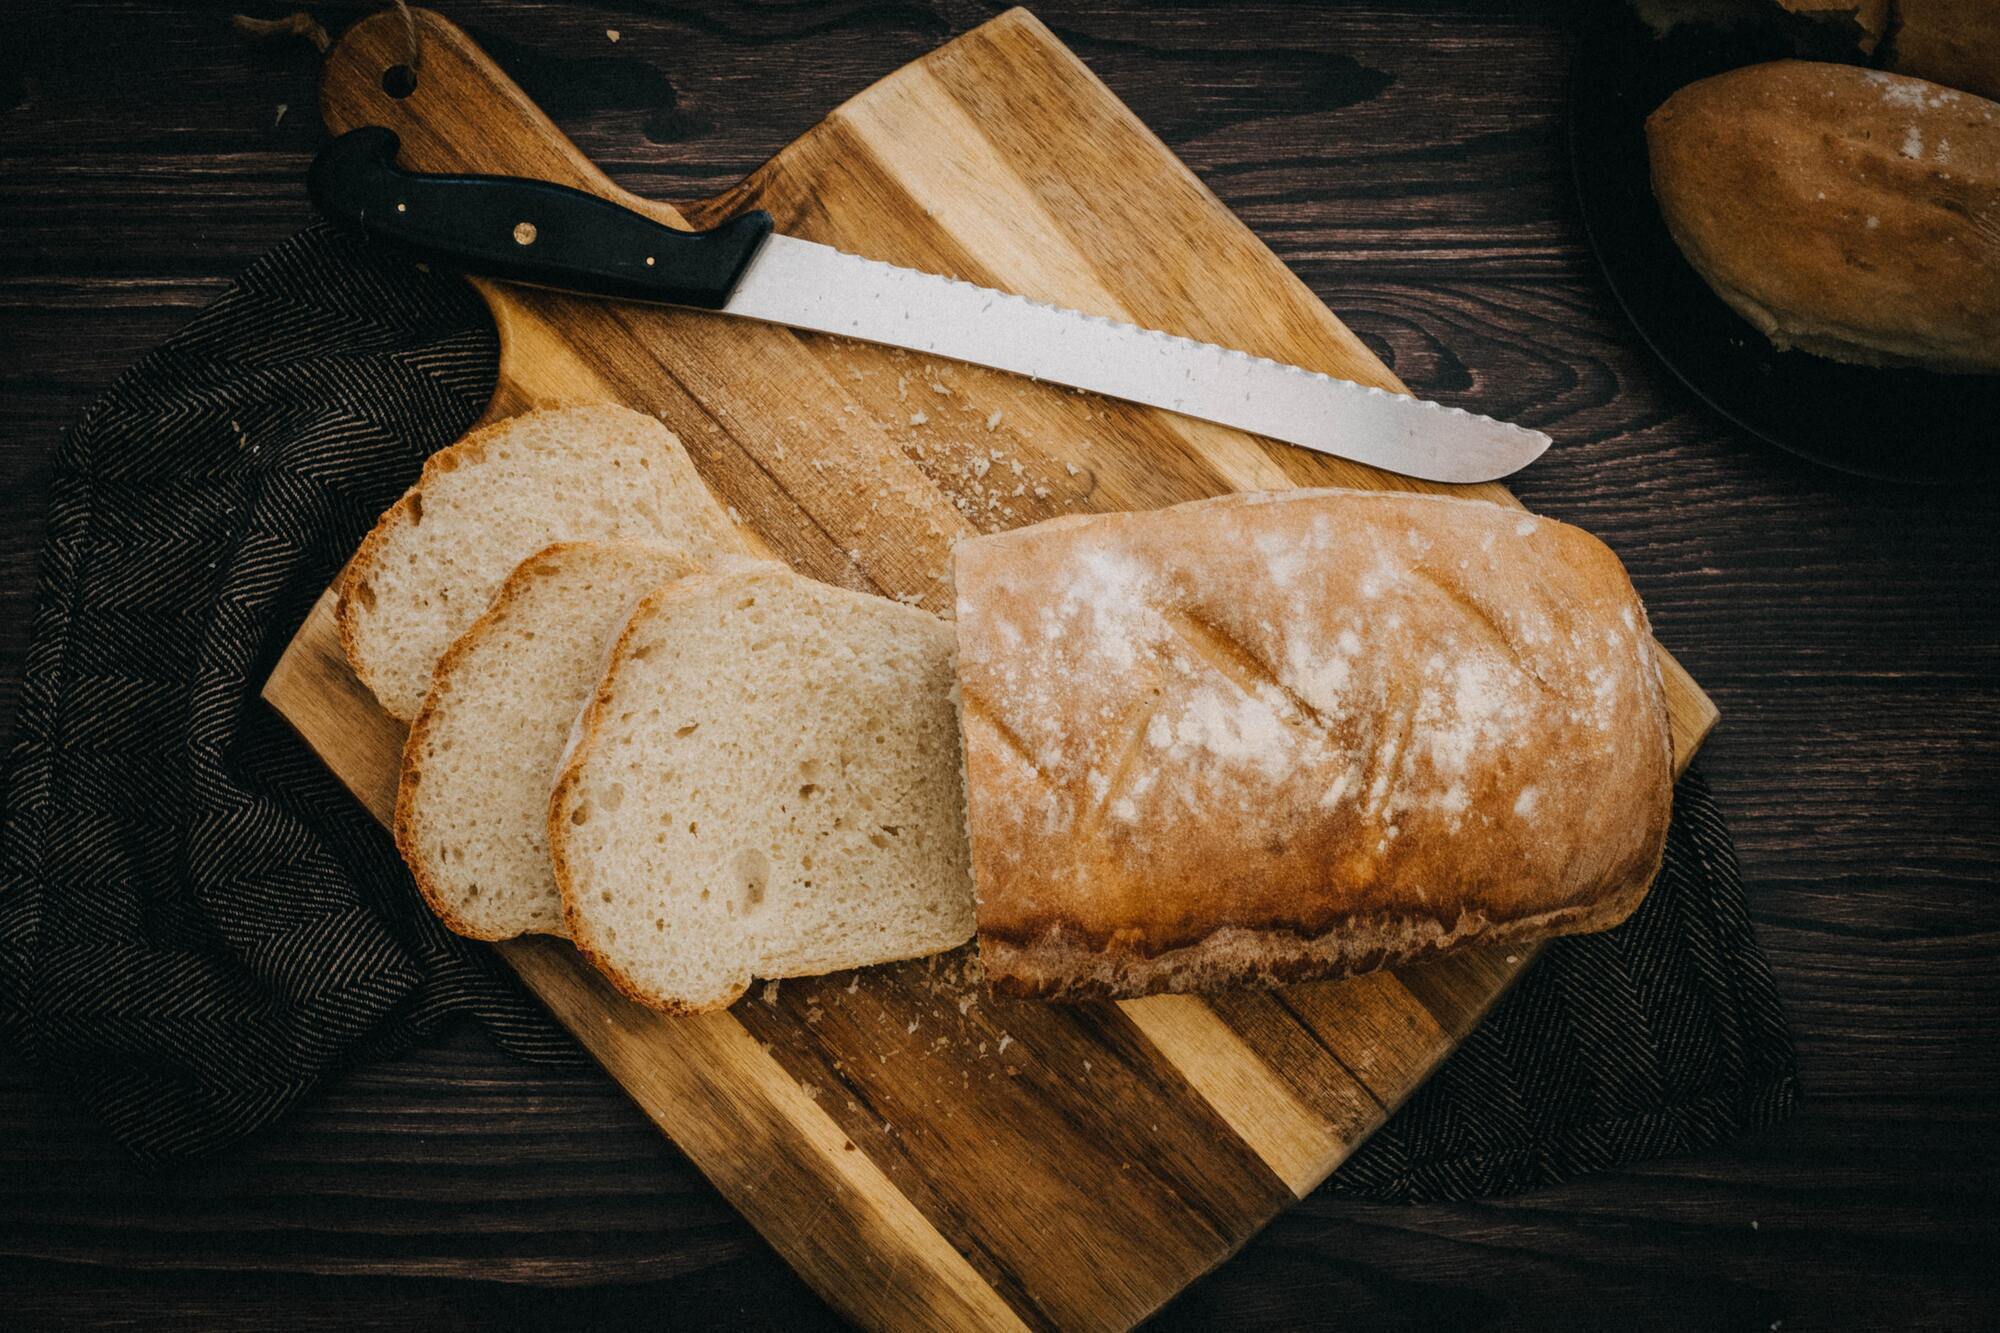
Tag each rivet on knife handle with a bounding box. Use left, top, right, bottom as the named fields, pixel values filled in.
left=307, top=127, right=774, bottom=309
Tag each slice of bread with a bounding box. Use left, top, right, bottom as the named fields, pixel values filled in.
left=339, top=404, right=742, bottom=720
left=550, top=565, right=974, bottom=1013
left=395, top=542, right=701, bottom=941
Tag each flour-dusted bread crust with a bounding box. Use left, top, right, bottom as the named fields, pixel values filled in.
left=338, top=404, right=743, bottom=720
left=395, top=542, right=701, bottom=942
left=1646, top=61, right=2000, bottom=374
left=550, top=566, right=975, bottom=1014
left=955, top=488, right=1674, bottom=1002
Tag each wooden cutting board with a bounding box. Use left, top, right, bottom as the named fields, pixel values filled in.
left=266, top=9, right=1718, bottom=1329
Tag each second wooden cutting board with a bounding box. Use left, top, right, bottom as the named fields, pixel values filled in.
left=266, top=8, right=1718, bottom=1329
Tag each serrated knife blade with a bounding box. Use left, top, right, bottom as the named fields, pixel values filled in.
left=308, top=128, right=1551, bottom=485
left=724, top=235, right=1548, bottom=484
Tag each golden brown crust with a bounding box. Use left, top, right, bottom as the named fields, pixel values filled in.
left=955, top=488, right=1674, bottom=1001
left=983, top=852, right=1658, bottom=1002
left=1645, top=60, right=2000, bottom=374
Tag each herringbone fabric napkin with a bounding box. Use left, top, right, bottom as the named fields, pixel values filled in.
left=0, top=225, right=1796, bottom=1192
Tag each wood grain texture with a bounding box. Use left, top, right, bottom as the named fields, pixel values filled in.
left=261, top=9, right=1721, bottom=1325
left=4, top=2, right=1996, bottom=1329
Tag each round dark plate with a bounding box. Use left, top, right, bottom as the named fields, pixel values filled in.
left=1568, top=6, right=2000, bottom=484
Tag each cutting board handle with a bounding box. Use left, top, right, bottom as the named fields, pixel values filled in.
left=320, top=7, right=685, bottom=227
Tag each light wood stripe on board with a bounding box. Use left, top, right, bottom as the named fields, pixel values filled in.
left=1119, top=994, right=1347, bottom=1196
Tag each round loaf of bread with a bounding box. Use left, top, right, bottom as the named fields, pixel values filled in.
left=1645, top=60, right=2000, bottom=373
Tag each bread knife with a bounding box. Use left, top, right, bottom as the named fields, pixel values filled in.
left=309, top=128, right=1550, bottom=484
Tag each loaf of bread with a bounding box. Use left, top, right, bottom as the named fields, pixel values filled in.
left=1891, top=0, right=2000, bottom=102
left=1646, top=60, right=2000, bottom=373
left=954, top=489, right=1673, bottom=1001
left=339, top=404, right=742, bottom=720
left=395, top=541, right=698, bottom=941
left=550, top=565, right=975, bottom=1014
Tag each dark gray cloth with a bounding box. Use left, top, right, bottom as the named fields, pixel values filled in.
left=0, top=225, right=1796, bottom=1192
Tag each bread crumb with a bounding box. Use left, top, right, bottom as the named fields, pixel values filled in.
left=985, top=410, right=1003, bottom=431
left=996, top=1034, right=1014, bottom=1055
left=1066, top=462, right=1081, bottom=476
left=910, top=412, right=928, bottom=426
left=931, top=382, right=950, bottom=395
left=762, top=979, right=780, bottom=1005
left=846, top=975, right=860, bottom=993
left=606, top=28, right=620, bottom=42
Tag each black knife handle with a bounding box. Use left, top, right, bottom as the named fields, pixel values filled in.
left=308, top=128, right=773, bottom=309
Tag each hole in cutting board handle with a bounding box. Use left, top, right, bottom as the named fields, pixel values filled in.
left=381, top=64, right=417, bottom=98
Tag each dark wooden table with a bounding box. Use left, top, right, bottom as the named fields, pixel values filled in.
left=4, top=2, right=1995, bottom=1327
